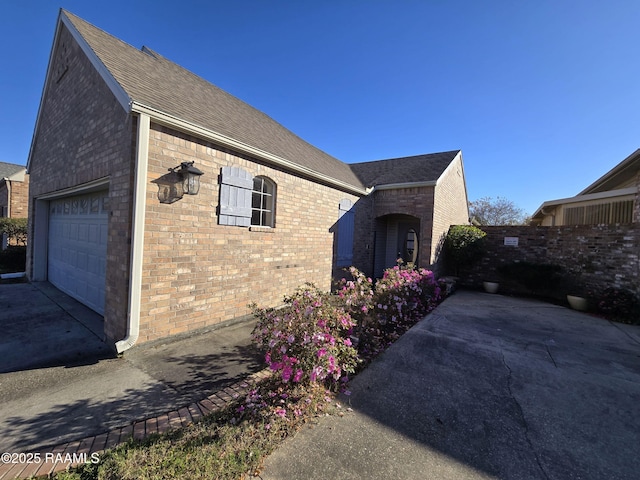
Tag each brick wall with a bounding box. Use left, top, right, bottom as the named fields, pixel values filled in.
left=0, top=176, right=28, bottom=219
left=26, top=23, right=134, bottom=342
left=455, top=225, right=639, bottom=297
left=138, top=124, right=360, bottom=343
left=9, top=175, right=29, bottom=218
left=373, top=186, right=435, bottom=272
left=350, top=156, right=469, bottom=278
left=351, top=194, right=375, bottom=277
left=432, top=154, right=469, bottom=274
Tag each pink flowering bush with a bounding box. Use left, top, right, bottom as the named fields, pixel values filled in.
left=250, top=284, right=359, bottom=390
left=338, top=262, right=444, bottom=362
left=233, top=380, right=338, bottom=432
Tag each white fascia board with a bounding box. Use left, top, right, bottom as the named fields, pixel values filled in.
left=436, top=150, right=469, bottom=207
left=532, top=186, right=637, bottom=218
left=130, top=102, right=368, bottom=196
left=578, top=148, right=640, bottom=195
left=372, top=181, right=437, bottom=191
left=27, top=11, right=132, bottom=173
left=7, top=169, right=26, bottom=182
left=60, top=12, right=131, bottom=112
left=35, top=177, right=110, bottom=200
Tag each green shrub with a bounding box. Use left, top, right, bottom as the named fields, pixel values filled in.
left=596, top=288, right=639, bottom=324
left=0, top=217, right=27, bottom=245
left=444, top=225, right=487, bottom=275
left=497, top=261, right=564, bottom=296
left=0, top=245, right=26, bottom=273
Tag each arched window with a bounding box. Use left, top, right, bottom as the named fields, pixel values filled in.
left=251, top=176, right=276, bottom=227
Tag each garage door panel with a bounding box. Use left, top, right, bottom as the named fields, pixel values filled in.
left=48, top=191, right=108, bottom=315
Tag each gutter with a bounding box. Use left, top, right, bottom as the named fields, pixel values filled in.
left=115, top=113, right=150, bottom=353
left=130, top=102, right=368, bottom=196
left=370, top=180, right=437, bottom=191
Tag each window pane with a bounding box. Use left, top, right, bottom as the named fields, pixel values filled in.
left=252, top=192, right=261, bottom=209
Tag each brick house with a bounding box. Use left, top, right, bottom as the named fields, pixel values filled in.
left=0, top=162, right=29, bottom=249
left=26, top=10, right=469, bottom=352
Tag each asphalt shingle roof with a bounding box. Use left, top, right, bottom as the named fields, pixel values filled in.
left=0, top=162, right=26, bottom=179
left=350, top=151, right=460, bottom=187
left=62, top=10, right=364, bottom=190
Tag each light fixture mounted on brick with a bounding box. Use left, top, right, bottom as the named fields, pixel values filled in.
left=179, top=161, right=204, bottom=195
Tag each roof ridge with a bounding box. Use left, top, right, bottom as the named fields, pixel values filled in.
left=351, top=150, right=461, bottom=166
left=60, top=10, right=366, bottom=191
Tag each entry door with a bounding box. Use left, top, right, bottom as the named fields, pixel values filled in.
left=48, top=192, right=108, bottom=314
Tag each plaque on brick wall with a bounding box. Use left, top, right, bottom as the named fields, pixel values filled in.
left=504, top=237, right=519, bottom=246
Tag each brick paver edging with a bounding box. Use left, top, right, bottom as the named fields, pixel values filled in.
left=0, top=369, right=272, bottom=480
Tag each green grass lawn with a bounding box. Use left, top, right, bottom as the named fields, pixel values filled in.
left=54, top=379, right=344, bottom=480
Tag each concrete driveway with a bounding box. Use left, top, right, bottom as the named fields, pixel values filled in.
left=0, top=282, right=263, bottom=453
left=262, top=290, right=640, bottom=480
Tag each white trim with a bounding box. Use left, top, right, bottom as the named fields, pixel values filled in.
left=371, top=180, right=437, bottom=191
left=4, top=179, right=11, bottom=218
left=532, top=186, right=637, bottom=218
left=131, top=102, right=368, bottom=196
left=6, top=169, right=26, bottom=182
left=27, top=10, right=131, bottom=172
left=60, top=12, right=131, bottom=112
left=578, top=149, right=640, bottom=195
left=36, top=177, right=110, bottom=200
left=31, top=178, right=111, bottom=282
left=116, top=113, right=149, bottom=353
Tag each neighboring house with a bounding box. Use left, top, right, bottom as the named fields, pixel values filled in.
left=0, top=162, right=29, bottom=249
left=531, top=149, right=640, bottom=226
left=26, top=10, right=469, bottom=351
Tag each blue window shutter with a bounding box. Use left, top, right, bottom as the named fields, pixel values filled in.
left=337, top=199, right=354, bottom=266
left=219, top=167, right=253, bottom=226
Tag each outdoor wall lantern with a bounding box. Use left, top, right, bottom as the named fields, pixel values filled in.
left=179, top=161, right=204, bottom=195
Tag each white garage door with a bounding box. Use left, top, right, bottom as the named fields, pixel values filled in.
left=48, top=192, right=108, bottom=315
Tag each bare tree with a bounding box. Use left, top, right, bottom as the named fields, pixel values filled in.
left=469, top=197, right=529, bottom=226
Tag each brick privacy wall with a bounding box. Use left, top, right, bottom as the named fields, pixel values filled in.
left=431, top=154, right=469, bottom=275
left=455, top=225, right=639, bottom=296
left=138, top=124, right=360, bottom=343
left=26, top=24, right=135, bottom=342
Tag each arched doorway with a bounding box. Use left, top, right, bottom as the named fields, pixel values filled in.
left=373, top=214, right=421, bottom=277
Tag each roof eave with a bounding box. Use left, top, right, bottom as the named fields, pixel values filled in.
left=131, top=102, right=368, bottom=196
left=531, top=186, right=638, bottom=218
left=578, top=148, right=640, bottom=195
left=371, top=180, right=438, bottom=191
left=27, top=10, right=132, bottom=173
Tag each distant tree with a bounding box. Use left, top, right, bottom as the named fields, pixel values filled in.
left=469, top=197, right=529, bottom=226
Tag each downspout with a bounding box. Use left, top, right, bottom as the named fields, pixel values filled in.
left=116, top=113, right=150, bottom=353
left=1, top=178, right=9, bottom=249
left=5, top=178, right=11, bottom=217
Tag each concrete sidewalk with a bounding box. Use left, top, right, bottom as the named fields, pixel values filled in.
left=261, top=290, right=640, bottom=480
left=0, top=282, right=263, bottom=455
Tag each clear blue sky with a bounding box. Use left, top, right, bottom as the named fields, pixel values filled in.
left=1, top=1, right=638, bottom=215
